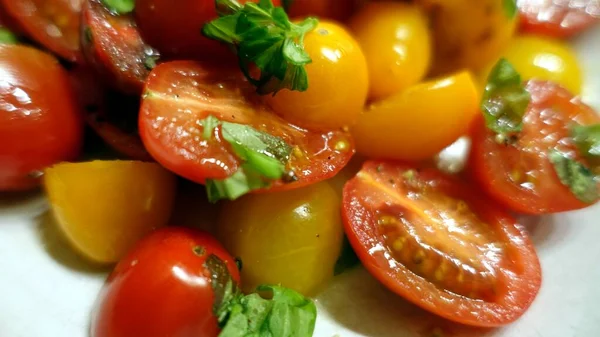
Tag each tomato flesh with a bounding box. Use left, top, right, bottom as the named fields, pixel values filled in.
left=139, top=61, right=354, bottom=191
left=81, top=0, right=159, bottom=94
left=470, top=80, right=600, bottom=214
left=519, top=0, right=600, bottom=38
left=1, top=0, right=82, bottom=62
left=343, top=161, right=541, bottom=327
left=92, top=227, right=240, bottom=337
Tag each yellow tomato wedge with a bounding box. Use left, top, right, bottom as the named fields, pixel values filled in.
left=352, top=72, right=479, bottom=161
left=218, top=182, right=344, bottom=296
left=484, top=35, right=583, bottom=94
left=348, top=2, right=432, bottom=100
left=44, top=160, right=177, bottom=264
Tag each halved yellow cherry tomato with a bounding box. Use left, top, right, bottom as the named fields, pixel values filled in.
left=418, top=0, right=517, bottom=75
left=266, top=21, right=368, bottom=130
left=486, top=35, right=583, bottom=94
left=352, top=72, right=479, bottom=161
left=44, top=160, right=177, bottom=264
left=218, top=182, right=344, bottom=296
left=348, top=2, right=431, bottom=100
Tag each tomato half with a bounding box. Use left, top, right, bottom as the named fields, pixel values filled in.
left=91, top=227, right=240, bottom=337
left=135, top=0, right=279, bottom=59
left=343, top=161, right=541, bottom=327
left=519, top=0, right=600, bottom=38
left=139, top=61, right=354, bottom=190
left=1, top=0, right=82, bottom=62
left=81, top=0, right=159, bottom=94
left=0, top=44, right=83, bottom=190
left=470, top=80, right=600, bottom=214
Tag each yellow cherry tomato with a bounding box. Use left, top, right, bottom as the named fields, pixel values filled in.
left=352, top=72, right=479, bottom=161
left=266, top=21, right=368, bottom=130
left=44, top=160, right=177, bottom=264
left=495, top=35, right=582, bottom=94
left=348, top=2, right=431, bottom=100
left=218, top=182, right=344, bottom=296
left=418, top=0, right=517, bottom=75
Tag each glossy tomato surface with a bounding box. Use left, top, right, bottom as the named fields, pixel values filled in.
left=92, top=227, right=240, bottom=337
left=135, top=0, right=279, bottom=59
left=287, top=0, right=362, bottom=22
left=0, top=45, right=83, bottom=190
left=1, top=0, right=82, bottom=62
left=470, top=80, right=600, bottom=214
left=518, top=0, right=600, bottom=38
left=343, top=161, right=541, bottom=327
left=81, top=0, right=159, bottom=94
left=139, top=61, right=354, bottom=190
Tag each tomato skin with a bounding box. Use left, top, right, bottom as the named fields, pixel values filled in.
left=0, top=45, right=83, bottom=190
left=1, top=0, right=82, bottom=62
left=265, top=21, right=369, bottom=130
left=92, top=227, right=240, bottom=337
left=343, top=161, right=541, bottom=327
left=287, top=0, right=362, bottom=22
left=139, top=61, right=354, bottom=191
left=352, top=72, right=478, bottom=161
left=469, top=80, right=600, bottom=214
left=519, top=0, right=599, bottom=38
left=135, top=0, right=279, bottom=59
left=81, top=0, right=159, bottom=95
left=348, top=1, right=431, bottom=100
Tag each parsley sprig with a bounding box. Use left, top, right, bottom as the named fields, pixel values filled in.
left=201, top=116, right=293, bottom=202
left=203, top=0, right=318, bottom=95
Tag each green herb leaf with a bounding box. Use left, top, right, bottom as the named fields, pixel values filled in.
left=548, top=149, right=598, bottom=203
left=101, top=0, right=135, bottom=14
left=219, top=285, right=317, bottom=337
left=200, top=116, right=293, bottom=202
left=203, top=0, right=318, bottom=94
left=481, top=58, right=530, bottom=137
left=334, top=236, right=360, bottom=276
left=282, top=0, right=294, bottom=11
left=0, top=28, right=18, bottom=45
left=572, top=124, right=600, bottom=159
left=503, top=0, right=518, bottom=19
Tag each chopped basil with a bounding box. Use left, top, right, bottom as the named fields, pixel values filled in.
left=503, top=0, right=518, bottom=19
left=481, top=59, right=530, bottom=137
left=200, top=116, right=293, bottom=202
left=571, top=124, right=600, bottom=159
left=548, top=149, right=598, bottom=203
left=0, top=28, right=18, bottom=45
left=101, top=0, right=135, bottom=14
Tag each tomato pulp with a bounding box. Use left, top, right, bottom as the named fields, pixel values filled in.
left=343, top=161, right=541, bottom=327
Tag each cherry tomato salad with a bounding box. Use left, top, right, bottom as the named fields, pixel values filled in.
left=0, top=0, right=598, bottom=335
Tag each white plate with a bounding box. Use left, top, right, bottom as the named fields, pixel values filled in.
left=1, top=27, right=599, bottom=337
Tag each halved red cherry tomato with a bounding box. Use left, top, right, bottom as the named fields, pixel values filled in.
left=81, top=0, right=159, bottom=94
left=91, top=227, right=240, bottom=337
left=519, top=0, right=600, bottom=38
left=1, top=0, right=83, bottom=62
left=343, top=161, right=541, bottom=327
left=0, top=44, right=83, bottom=190
left=139, top=61, right=354, bottom=190
left=470, top=80, right=600, bottom=214
left=135, top=0, right=280, bottom=59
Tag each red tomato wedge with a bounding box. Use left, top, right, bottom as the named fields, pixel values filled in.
left=81, top=0, right=159, bottom=94
left=1, top=0, right=83, bottom=62
left=518, top=0, right=600, bottom=38
left=342, top=161, right=541, bottom=327
left=470, top=80, right=600, bottom=214
left=139, top=61, right=354, bottom=190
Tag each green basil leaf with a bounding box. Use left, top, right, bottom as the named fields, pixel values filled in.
left=203, top=0, right=318, bottom=94
left=221, top=121, right=292, bottom=162
left=206, top=165, right=271, bottom=203
left=101, top=0, right=135, bottom=14
left=334, top=236, right=360, bottom=276
left=481, top=58, right=530, bottom=136
left=202, top=115, right=221, bottom=140
left=572, top=124, right=600, bottom=158
left=0, top=28, right=18, bottom=44
left=548, top=149, right=598, bottom=203
left=503, top=0, right=518, bottom=19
